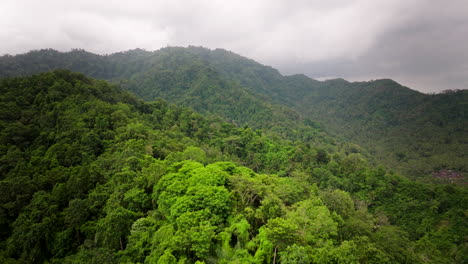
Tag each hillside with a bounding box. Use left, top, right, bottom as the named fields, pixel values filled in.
left=0, top=48, right=334, bottom=146
left=0, top=47, right=466, bottom=180
left=292, top=80, right=467, bottom=179
left=183, top=47, right=468, bottom=179
left=0, top=70, right=466, bottom=263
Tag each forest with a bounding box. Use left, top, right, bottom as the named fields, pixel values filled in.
left=0, top=48, right=467, bottom=264
left=1, top=47, right=466, bottom=180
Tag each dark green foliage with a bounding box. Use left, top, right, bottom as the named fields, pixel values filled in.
left=1, top=47, right=466, bottom=180
left=181, top=48, right=468, bottom=180
left=0, top=62, right=466, bottom=263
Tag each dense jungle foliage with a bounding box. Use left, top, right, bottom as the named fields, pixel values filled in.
left=0, top=71, right=466, bottom=263
left=0, top=47, right=466, bottom=180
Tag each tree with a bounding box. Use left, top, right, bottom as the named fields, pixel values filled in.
left=263, top=218, right=299, bottom=264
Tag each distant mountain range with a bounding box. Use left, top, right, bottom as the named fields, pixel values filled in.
left=1, top=47, right=466, bottom=179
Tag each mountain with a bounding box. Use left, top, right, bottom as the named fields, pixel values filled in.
left=0, top=47, right=466, bottom=180
left=183, top=47, right=468, bottom=179
left=0, top=48, right=333, bottom=144
left=0, top=70, right=466, bottom=263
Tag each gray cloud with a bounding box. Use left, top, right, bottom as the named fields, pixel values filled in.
left=0, top=0, right=467, bottom=92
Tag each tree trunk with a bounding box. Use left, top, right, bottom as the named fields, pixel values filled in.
left=273, top=246, right=277, bottom=264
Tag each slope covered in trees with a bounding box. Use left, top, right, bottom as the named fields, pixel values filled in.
left=183, top=47, right=468, bottom=179
left=0, top=48, right=333, bottom=145
left=0, top=47, right=466, bottom=180
left=0, top=70, right=466, bottom=263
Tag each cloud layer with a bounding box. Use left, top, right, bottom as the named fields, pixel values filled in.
left=1, top=0, right=467, bottom=92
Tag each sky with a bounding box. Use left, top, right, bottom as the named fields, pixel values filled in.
left=1, top=0, right=467, bottom=93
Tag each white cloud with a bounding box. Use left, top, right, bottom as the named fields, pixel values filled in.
left=0, top=0, right=467, bottom=92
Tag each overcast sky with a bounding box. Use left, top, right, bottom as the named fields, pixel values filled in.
left=1, top=0, right=467, bottom=92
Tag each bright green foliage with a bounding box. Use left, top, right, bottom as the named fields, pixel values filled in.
left=280, top=244, right=311, bottom=264
left=157, top=250, right=177, bottom=264
left=264, top=218, right=300, bottom=250
left=286, top=198, right=338, bottom=244
left=320, top=189, right=355, bottom=219
left=120, top=216, right=158, bottom=263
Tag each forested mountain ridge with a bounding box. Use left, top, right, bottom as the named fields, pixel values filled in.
left=290, top=79, right=467, bottom=179
left=0, top=48, right=345, bottom=157
left=0, top=70, right=466, bottom=263
left=0, top=47, right=466, bottom=180
left=182, top=47, right=468, bottom=179
left=0, top=48, right=322, bottom=135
